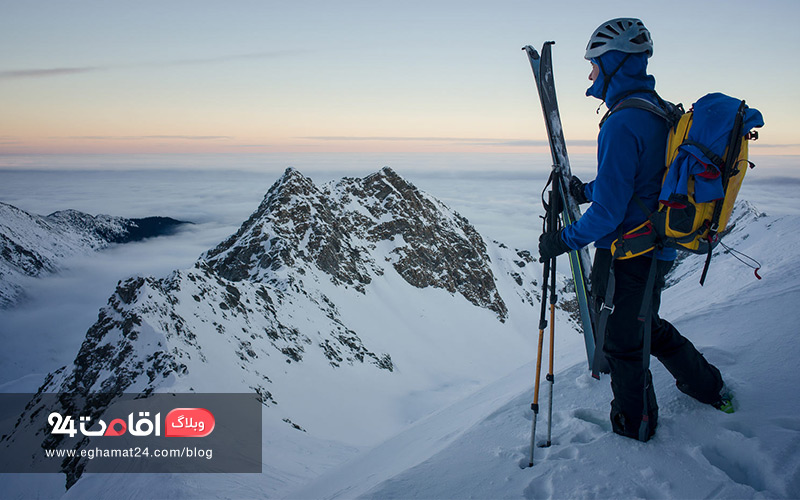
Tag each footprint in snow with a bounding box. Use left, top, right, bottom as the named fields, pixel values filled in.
left=522, top=473, right=554, bottom=499
left=772, top=416, right=800, bottom=433
left=720, top=420, right=756, bottom=439
left=515, top=436, right=577, bottom=470
left=700, top=442, right=769, bottom=493
left=568, top=429, right=597, bottom=445
left=696, top=346, right=737, bottom=366
left=571, top=408, right=611, bottom=432
left=546, top=445, right=579, bottom=460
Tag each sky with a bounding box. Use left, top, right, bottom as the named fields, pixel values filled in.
left=1, top=0, right=799, bottom=157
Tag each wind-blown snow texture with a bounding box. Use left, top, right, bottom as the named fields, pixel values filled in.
left=2, top=169, right=799, bottom=499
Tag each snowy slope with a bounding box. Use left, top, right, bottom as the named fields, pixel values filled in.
left=0, top=202, right=187, bottom=308
left=292, top=202, right=800, bottom=500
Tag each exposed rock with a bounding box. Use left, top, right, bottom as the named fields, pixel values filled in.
left=205, top=167, right=507, bottom=318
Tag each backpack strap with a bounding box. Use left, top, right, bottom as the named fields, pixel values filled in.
left=600, top=92, right=684, bottom=129
left=681, top=140, right=725, bottom=168
left=592, top=261, right=614, bottom=379
left=637, top=251, right=660, bottom=441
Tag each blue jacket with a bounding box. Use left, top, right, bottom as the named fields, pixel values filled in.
left=561, top=50, right=677, bottom=261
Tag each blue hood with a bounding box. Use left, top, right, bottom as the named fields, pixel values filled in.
left=586, top=51, right=656, bottom=107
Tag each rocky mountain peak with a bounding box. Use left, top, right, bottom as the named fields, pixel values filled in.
left=204, top=168, right=507, bottom=318
left=270, top=166, right=317, bottom=196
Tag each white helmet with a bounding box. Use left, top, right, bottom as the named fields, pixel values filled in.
left=585, top=18, right=653, bottom=60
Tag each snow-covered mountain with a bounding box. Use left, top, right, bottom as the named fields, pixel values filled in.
left=2, top=167, right=550, bottom=492
left=0, top=202, right=188, bottom=308
left=6, top=167, right=795, bottom=500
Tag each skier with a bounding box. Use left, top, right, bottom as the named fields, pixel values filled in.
left=537, top=18, right=732, bottom=442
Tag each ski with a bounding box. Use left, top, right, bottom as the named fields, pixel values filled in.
left=522, top=41, right=609, bottom=377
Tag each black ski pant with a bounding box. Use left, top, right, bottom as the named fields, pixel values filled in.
left=591, top=249, right=724, bottom=441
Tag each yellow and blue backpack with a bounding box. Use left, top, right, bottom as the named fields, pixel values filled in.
left=608, top=92, right=764, bottom=283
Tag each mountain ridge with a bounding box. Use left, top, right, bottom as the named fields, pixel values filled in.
left=0, top=201, right=189, bottom=308
left=204, top=166, right=508, bottom=318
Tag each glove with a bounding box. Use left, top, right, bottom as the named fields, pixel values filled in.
left=538, top=229, right=572, bottom=262
left=569, top=175, right=589, bottom=205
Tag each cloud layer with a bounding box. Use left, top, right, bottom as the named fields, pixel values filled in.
left=0, top=50, right=307, bottom=80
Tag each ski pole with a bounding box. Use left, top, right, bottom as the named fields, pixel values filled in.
left=529, top=252, right=549, bottom=467
left=529, top=188, right=555, bottom=467
left=544, top=179, right=562, bottom=448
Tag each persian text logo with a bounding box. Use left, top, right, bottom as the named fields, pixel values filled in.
left=164, top=408, right=215, bottom=437
left=47, top=408, right=215, bottom=438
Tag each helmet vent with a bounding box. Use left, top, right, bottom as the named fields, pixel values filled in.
left=585, top=17, right=653, bottom=60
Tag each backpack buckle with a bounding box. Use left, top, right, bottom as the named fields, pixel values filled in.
left=600, top=302, right=615, bottom=314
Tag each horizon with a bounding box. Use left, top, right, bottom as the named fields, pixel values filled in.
left=2, top=1, right=798, bottom=157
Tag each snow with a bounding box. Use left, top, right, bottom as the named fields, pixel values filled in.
left=288, top=204, right=800, bottom=500
left=341, top=204, right=800, bottom=499
left=1, top=165, right=799, bottom=499
left=300, top=290, right=799, bottom=499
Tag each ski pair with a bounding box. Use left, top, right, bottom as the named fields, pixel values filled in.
left=522, top=42, right=608, bottom=379
left=522, top=41, right=611, bottom=465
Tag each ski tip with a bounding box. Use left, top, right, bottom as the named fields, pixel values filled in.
left=522, top=45, right=540, bottom=59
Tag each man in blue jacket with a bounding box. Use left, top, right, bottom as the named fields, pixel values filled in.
left=538, top=18, right=731, bottom=441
